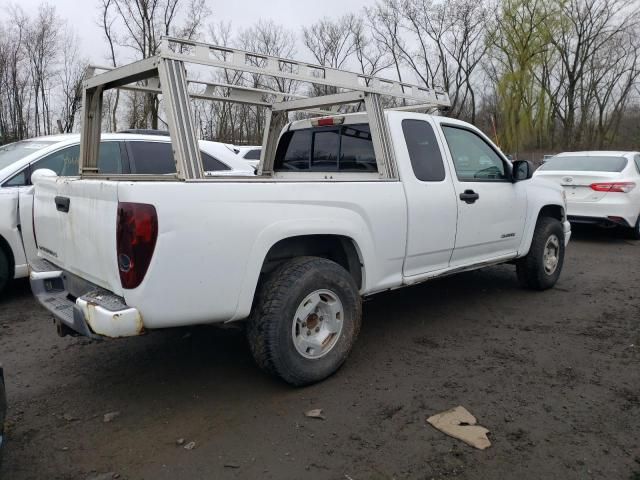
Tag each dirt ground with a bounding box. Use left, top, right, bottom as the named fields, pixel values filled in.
left=1, top=226, right=638, bottom=480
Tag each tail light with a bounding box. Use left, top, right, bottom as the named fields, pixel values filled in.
left=590, top=182, right=636, bottom=193
left=311, top=116, right=345, bottom=127
left=116, top=202, right=158, bottom=289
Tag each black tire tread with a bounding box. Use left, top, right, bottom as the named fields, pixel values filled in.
left=246, top=256, right=361, bottom=386
left=516, top=216, right=564, bottom=291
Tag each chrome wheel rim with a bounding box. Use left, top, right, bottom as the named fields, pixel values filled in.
left=292, top=289, right=344, bottom=359
left=543, top=234, right=560, bottom=275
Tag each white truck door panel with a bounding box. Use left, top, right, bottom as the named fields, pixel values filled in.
left=438, top=123, right=526, bottom=266
left=387, top=113, right=458, bottom=276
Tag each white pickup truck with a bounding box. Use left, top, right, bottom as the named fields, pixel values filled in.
left=29, top=38, right=571, bottom=386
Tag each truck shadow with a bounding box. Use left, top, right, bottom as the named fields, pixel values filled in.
left=0, top=278, right=32, bottom=306
left=569, top=223, right=637, bottom=244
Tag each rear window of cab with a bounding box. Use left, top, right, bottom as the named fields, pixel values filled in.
left=274, top=124, right=378, bottom=172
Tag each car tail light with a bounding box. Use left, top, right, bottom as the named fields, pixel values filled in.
left=116, top=202, right=158, bottom=289
left=590, top=182, right=636, bottom=193
left=311, top=116, right=345, bottom=127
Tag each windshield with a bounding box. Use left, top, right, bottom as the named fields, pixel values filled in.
left=0, top=140, right=58, bottom=170
left=538, top=156, right=627, bottom=172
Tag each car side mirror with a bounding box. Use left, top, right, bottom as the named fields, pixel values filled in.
left=512, top=160, right=534, bottom=182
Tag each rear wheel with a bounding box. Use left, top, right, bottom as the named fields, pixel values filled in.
left=0, top=250, right=9, bottom=296
left=247, top=256, right=361, bottom=386
left=516, top=217, right=565, bottom=290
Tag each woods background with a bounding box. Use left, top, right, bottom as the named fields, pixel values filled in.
left=1, top=0, right=639, bottom=161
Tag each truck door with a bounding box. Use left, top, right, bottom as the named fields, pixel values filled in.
left=389, top=114, right=458, bottom=277
left=438, top=123, right=526, bottom=267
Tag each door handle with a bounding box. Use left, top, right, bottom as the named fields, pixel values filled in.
left=55, top=196, right=70, bottom=213
left=459, top=190, right=479, bottom=204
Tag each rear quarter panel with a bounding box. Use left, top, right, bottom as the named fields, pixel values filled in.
left=117, top=181, right=407, bottom=328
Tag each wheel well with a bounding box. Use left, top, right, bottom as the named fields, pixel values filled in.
left=262, top=235, right=363, bottom=289
left=538, top=205, right=564, bottom=222
left=0, top=234, right=15, bottom=278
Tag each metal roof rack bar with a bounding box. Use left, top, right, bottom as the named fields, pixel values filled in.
left=159, top=37, right=451, bottom=109
left=86, top=65, right=359, bottom=114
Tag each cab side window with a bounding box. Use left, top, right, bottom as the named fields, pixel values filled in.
left=244, top=149, right=261, bottom=160
left=3, top=170, right=28, bottom=187
left=634, top=154, right=640, bottom=174
left=202, top=152, right=230, bottom=171
left=402, top=119, right=446, bottom=181
left=35, top=145, right=80, bottom=176
left=127, top=141, right=231, bottom=173
left=127, top=141, right=175, bottom=174
left=33, top=142, right=123, bottom=177
left=442, top=126, right=508, bottom=181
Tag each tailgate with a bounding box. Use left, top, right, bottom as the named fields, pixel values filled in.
left=33, top=175, right=123, bottom=295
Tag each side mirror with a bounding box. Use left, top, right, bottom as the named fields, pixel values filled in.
left=512, top=160, right=534, bottom=182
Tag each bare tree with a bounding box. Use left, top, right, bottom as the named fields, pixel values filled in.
left=548, top=0, right=640, bottom=148
left=25, top=4, right=61, bottom=136
left=58, top=29, right=87, bottom=133
left=99, top=0, right=121, bottom=131
left=103, top=0, right=210, bottom=128
left=366, top=0, right=406, bottom=87
left=0, top=8, right=30, bottom=142
left=303, top=14, right=359, bottom=70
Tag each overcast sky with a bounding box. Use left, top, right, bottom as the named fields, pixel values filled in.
left=10, top=0, right=374, bottom=64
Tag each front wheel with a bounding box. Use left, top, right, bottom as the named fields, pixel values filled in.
left=516, top=217, right=565, bottom=290
left=247, top=256, right=362, bottom=386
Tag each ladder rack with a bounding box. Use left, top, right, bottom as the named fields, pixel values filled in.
left=79, top=36, right=451, bottom=181
left=158, top=37, right=450, bottom=108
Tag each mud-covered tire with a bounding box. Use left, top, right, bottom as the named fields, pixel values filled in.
left=516, top=217, right=565, bottom=290
left=246, top=256, right=361, bottom=386
left=0, top=249, right=9, bottom=296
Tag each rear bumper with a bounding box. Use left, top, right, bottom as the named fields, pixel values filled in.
left=567, top=199, right=639, bottom=227
left=29, top=259, right=144, bottom=339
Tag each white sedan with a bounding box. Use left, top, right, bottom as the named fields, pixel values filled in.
left=0, top=133, right=254, bottom=294
left=534, top=151, right=640, bottom=238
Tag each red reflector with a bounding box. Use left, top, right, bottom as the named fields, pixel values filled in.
left=317, top=118, right=335, bottom=126
left=116, top=202, right=158, bottom=289
left=590, top=182, right=636, bottom=193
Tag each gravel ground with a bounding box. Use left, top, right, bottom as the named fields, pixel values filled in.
left=0, top=226, right=638, bottom=480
